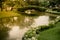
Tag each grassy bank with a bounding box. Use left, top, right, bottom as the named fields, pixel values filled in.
left=0, top=11, right=20, bottom=18
left=38, top=22, right=60, bottom=40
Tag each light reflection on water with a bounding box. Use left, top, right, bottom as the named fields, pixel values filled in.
left=8, top=26, right=29, bottom=40
left=7, top=15, right=50, bottom=40
left=31, top=16, right=50, bottom=27
left=0, top=14, right=58, bottom=40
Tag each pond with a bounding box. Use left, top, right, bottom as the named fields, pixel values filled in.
left=0, top=12, right=60, bottom=40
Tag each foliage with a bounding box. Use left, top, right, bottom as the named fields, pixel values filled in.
left=22, top=24, right=55, bottom=40
left=39, top=1, right=50, bottom=7
left=22, top=27, right=38, bottom=40
left=0, top=0, right=28, bottom=11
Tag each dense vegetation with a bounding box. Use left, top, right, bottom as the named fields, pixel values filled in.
left=0, top=0, right=60, bottom=40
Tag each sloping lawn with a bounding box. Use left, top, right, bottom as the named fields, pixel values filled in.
left=38, top=22, right=60, bottom=40
left=0, top=11, right=20, bottom=18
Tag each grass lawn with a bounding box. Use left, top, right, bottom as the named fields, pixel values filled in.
left=38, top=22, right=60, bottom=40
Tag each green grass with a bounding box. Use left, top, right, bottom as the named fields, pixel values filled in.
left=38, top=22, right=60, bottom=40
left=0, top=11, right=20, bottom=18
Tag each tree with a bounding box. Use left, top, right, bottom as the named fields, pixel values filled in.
left=0, top=0, right=6, bottom=11
left=0, top=0, right=28, bottom=11
left=39, top=0, right=50, bottom=7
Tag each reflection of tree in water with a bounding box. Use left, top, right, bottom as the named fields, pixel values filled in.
left=0, top=15, right=34, bottom=28
left=0, top=18, right=10, bottom=40
left=0, top=25, right=10, bottom=40
left=0, top=16, right=34, bottom=40
left=0, top=16, right=33, bottom=30
left=18, top=16, right=34, bottom=28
